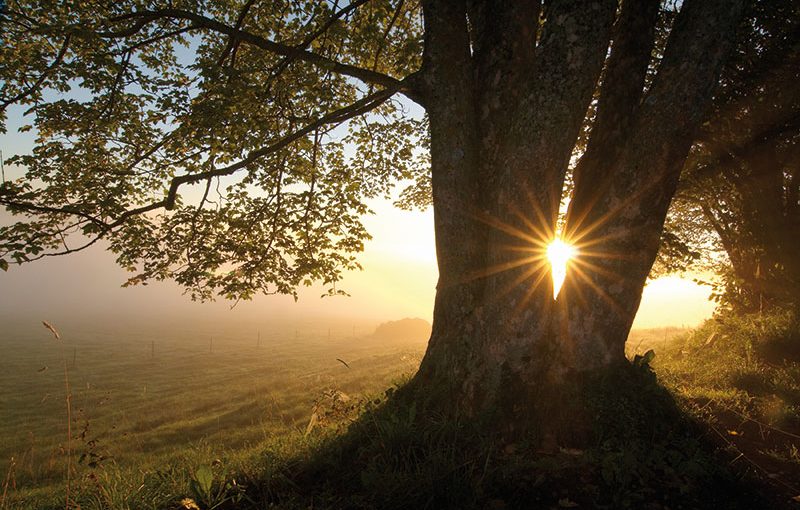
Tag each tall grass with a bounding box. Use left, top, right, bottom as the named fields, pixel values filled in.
left=0, top=321, right=428, bottom=508
left=0, top=457, right=16, bottom=510
left=42, top=321, right=71, bottom=510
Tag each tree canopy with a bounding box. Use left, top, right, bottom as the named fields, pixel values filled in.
left=659, top=0, right=800, bottom=312
left=0, top=0, right=428, bottom=301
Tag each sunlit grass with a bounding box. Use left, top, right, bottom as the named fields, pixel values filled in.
left=0, top=322, right=425, bottom=509
left=3, top=315, right=797, bottom=509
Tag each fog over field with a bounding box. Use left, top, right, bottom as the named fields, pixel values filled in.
left=0, top=211, right=714, bottom=334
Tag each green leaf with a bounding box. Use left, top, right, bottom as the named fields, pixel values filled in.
left=193, top=465, right=214, bottom=496
left=0, top=259, right=7, bottom=271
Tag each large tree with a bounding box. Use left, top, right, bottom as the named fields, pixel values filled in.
left=663, top=0, right=800, bottom=313
left=0, top=0, right=744, bottom=429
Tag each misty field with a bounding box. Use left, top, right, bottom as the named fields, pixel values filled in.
left=3, top=318, right=798, bottom=509
left=0, top=318, right=428, bottom=508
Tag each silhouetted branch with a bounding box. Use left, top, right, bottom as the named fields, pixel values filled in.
left=0, top=81, right=411, bottom=259
left=105, top=7, right=423, bottom=103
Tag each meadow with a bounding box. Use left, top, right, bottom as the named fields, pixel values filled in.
left=0, top=317, right=428, bottom=508
left=2, top=316, right=799, bottom=509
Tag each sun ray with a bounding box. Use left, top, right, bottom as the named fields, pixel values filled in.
left=569, top=247, right=633, bottom=261
left=567, top=227, right=646, bottom=253
left=568, top=268, right=627, bottom=316
left=512, top=200, right=554, bottom=245
left=565, top=173, right=665, bottom=245
left=570, top=257, right=627, bottom=281
left=463, top=254, right=540, bottom=283
left=472, top=209, right=541, bottom=245
left=513, top=268, right=552, bottom=314
left=492, top=260, right=550, bottom=307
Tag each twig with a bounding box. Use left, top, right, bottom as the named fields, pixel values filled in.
left=0, top=35, right=71, bottom=111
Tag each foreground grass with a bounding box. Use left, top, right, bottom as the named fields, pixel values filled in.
left=3, top=314, right=800, bottom=509
left=653, top=310, right=800, bottom=505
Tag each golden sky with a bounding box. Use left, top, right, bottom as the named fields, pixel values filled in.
left=0, top=195, right=715, bottom=330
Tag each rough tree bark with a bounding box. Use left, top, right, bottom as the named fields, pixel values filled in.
left=412, top=0, right=746, bottom=432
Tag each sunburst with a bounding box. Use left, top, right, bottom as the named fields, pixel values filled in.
left=546, top=238, right=577, bottom=299
left=466, top=193, right=630, bottom=314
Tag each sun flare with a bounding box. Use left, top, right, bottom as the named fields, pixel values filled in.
left=546, top=238, right=576, bottom=299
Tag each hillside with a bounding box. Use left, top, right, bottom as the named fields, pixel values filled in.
left=370, top=318, right=431, bottom=345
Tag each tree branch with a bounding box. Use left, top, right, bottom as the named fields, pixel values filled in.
left=0, top=199, right=105, bottom=226
left=1, top=81, right=410, bottom=244
left=19, top=232, right=105, bottom=263
left=161, top=83, right=404, bottom=210
left=119, top=26, right=197, bottom=54
left=267, top=0, right=372, bottom=83
left=216, top=0, right=258, bottom=66
left=107, top=7, right=423, bottom=104
left=371, top=0, right=405, bottom=73
left=565, top=0, right=660, bottom=237
left=98, top=50, right=132, bottom=119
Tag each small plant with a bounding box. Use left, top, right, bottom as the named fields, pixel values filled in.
left=188, top=464, right=246, bottom=510
left=632, top=349, right=656, bottom=370
left=0, top=457, right=16, bottom=510
left=76, top=418, right=112, bottom=470
left=305, top=388, right=362, bottom=437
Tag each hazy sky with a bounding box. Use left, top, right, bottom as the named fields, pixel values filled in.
left=0, top=93, right=716, bottom=333
left=0, top=198, right=436, bottom=326
left=0, top=191, right=715, bottom=330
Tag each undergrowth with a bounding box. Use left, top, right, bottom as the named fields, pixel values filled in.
left=657, top=309, right=800, bottom=428
left=236, top=365, right=773, bottom=509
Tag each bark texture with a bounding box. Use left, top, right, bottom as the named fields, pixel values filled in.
left=560, top=0, right=746, bottom=363
left=413, top=0, right=746, bottom=430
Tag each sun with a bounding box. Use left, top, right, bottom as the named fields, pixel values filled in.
left=546, top=238, right=577, bottom=299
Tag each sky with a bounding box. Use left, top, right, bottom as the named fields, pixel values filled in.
left=0, top=79, right=717, bottom=335
left=0, top=188, right=715, bottom=331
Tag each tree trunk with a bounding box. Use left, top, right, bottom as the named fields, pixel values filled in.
left=412, top=0, right=745, bottom=437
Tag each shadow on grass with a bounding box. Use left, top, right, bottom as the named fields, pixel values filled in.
left=757, top=330, right=800, bottom=365
left=237, top=363, right=783, bottom=510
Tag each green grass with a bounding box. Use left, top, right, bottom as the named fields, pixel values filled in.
left=2, top=313, right=800, bottom=509
left=0, top=320, right=424, bottom=509
left=249, top=362, right=775, bottom=510
left=649, top=310, right=800, bottom=505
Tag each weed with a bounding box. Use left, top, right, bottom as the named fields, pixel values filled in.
left=187, top=464, right=247, bottom=509
left=41, top=321, right=72, bottom=510
left=0, top=457, right=16, bottom=510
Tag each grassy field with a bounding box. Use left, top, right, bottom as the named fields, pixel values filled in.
left=652, top=312, right=800, bottom=501
left=2, top=316, right=799, bottom=509
left=0, top=318, right=427, bottom=509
